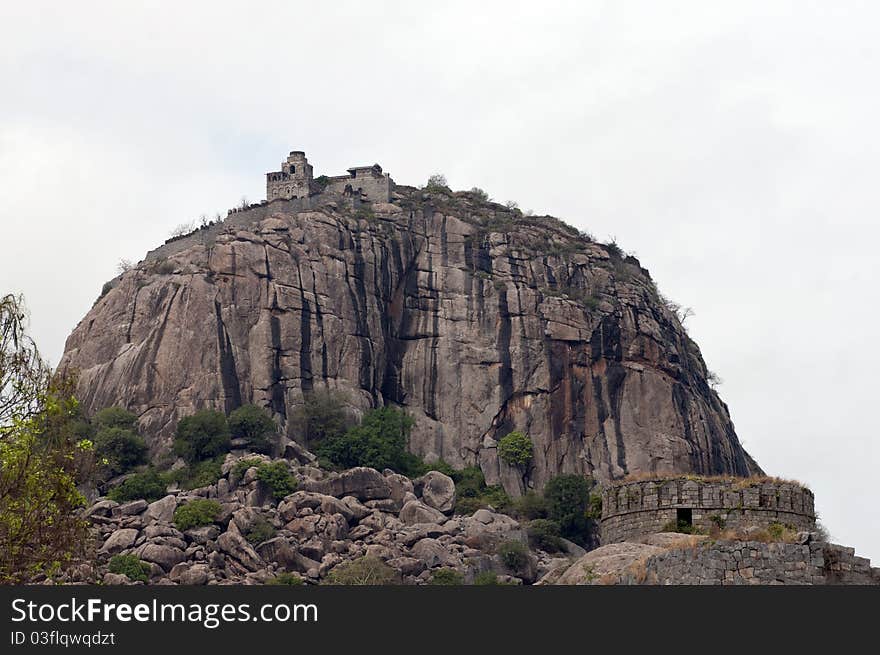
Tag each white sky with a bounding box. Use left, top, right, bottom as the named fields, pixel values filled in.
left=1, top=1, right=877, bottom=561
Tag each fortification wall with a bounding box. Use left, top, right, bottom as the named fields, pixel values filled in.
left=324, top=173, right=392, bottom=202
left=143, top=196, right=318, bottom=262
left=601, top=478, right=815, bottom=544
left=617, top=540, right=879, bottom=585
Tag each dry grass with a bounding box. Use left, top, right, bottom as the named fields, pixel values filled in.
left=612, top=473, right=809, bottom=491
left=598, top=572, right=620, bottom=585
left=707, top=523, right=801, bottom=544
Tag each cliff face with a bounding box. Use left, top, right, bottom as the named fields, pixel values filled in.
left=60, top=189, right=759, bottom=492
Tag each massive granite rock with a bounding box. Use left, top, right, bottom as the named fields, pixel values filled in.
left=59, top=188, right=759, bottom=492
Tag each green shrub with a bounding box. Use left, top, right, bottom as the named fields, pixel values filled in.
left=469, top=187, right=490, bottom=202
left=316, top=406, right=418, bottom=475
left=291, top=391, right=352, bottom=446
left=527, top=519, right=564, bottom=552
left=513, top=491, right=549, bottom=520
left=106, top=469, right=166, bottom=502
left=586, top=491, right=603, bottom=520
left=424, top=173, right=449, bottom=192
left=453, top=496, right=484, bottom=515
left=497, top=431, right=533, bottom=468
left=473, top=571, right=502, bottom=585
left=184, top=457, right=224, bottom=489
left=709, top=514, right=727, bottom=530
left=354, top=206, right=376, bottom=221
left=324, top=556, right=400, bottom=585
left=228, top=404, right=276, bottom=454
left=153, top=259, right=176, bottom=275
left=94, top=407, right=138, bottom=431
left=767, top=522, right=789, bottom=541
left=429, top=568, right=464, bottom=585
left=544, top=474, right=593, bottom=545
left=231, top=457, right=264, bottom=480
left=425, top=459, right=457, bottom=477
left=451, top=466, right=486, bottom=498
left=268, top=572, right=304, bottom=585
left=163, top=456, right=224, bottom=491
left=245, top=517, right=277, bottom=545
left=94, top=427, right=148, bottom=475
left=661, top=520, right=699, bottom=535
left=450, top=466, right=511, bottom=514
left=256, top=461, right=297, bottom=500
left=498, top=540, right=529, bottom=573
left=173, top=410, right=230, bottom=465
left=108, top=554, right=150, bottom=582
left=173, top=499, right=222, bottom=531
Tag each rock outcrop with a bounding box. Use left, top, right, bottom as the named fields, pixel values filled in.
left=547, top=532, right=880, bottom=586
left=63, top=452, right=543, bottom=586
left=60, top=188, right=759, bottom=493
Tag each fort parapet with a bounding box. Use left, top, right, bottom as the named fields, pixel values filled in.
left=600, top=477, right=816, bottom=544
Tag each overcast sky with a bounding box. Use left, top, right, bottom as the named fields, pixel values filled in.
left=1, top=1, right=877, bottom=561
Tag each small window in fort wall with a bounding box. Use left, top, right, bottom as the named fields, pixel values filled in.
left=291, top=166, right=295, bottom=173
left=676, top=508, right=693, bottom=528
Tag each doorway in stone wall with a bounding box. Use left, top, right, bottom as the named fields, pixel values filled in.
left=676, top=508, right=693, bottom=530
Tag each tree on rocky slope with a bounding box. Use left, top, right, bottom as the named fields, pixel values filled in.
left=0, top=294, right=90, bottom=582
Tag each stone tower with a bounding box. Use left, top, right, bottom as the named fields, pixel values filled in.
left=266, top=151, right=314, bottom=201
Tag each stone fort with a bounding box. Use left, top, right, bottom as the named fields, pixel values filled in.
left=266, top=151, right=394, bottom=203
left=600, top=477, right=816, bottom=544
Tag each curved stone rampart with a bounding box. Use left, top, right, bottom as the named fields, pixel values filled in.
left=601, top=478, right=815, bottom=544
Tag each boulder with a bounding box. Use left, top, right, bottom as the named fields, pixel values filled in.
left=278, top=491, right=330, bottom=521
left=461, top=510, right=525, bottom=545
left=386, top=556, right=426, bottom=576
left=115, top=499, right=148, bottom=516
left=255, top=537, right=318, bottom=573
left=136, top=544, right=186, bottom=572
left=555, top=542, right=666, bottom=585
left=169, top=562, right=209, bottom=585
left=145, top=495, right=177, bottom=524
left=143, top=524, right=184, bottom=540
left=99, top=528, right=139, bottom=554
left=184, top=525, right=220, bottom=545
left=341, top=496, right=371, bottom=521
left=102, top=572, right=132, bottom=585
left=320, top=496, right=356, bottom=523
left=85, top=499, right=118, bottom=519
left=415, top=471, right=456, bottom=514
left=399, top=500, right=446, bottom=526
left=282, top=439, right=318, bottom=465
left=385, top=472, right=415, bottom=509
left=217, top=528, right=264, bottom=572
left=410, top=538, right=459, bottom=568
left=302, top=467, right=391, bottom=501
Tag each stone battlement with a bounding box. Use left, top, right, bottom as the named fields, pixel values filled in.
left=601, top=477, right=816, bottom=544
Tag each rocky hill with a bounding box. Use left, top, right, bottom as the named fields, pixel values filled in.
left=60, top=185, right=759, bottom=495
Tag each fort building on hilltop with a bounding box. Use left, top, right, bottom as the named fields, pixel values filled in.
left=266, top=150, right=394, bottom=203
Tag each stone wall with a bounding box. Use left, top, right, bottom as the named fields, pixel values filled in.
left=601, top=478, right=815, bottom=544
left=617, top=539, right=879, bottom=585
left=324, top=166, right=393, bottom=202
left=143, top=197, right=320, bottom=262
